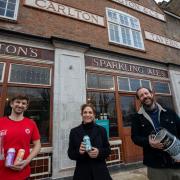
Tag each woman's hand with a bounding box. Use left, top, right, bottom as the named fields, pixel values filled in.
left=88, top=147, right=99, bottom=158
left=79, top=142, right=86, bottom=155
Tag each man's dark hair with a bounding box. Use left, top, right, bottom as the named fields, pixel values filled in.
left=136, top=87, right=153, bottom=99
left=10, top=94, right=30, bottom=104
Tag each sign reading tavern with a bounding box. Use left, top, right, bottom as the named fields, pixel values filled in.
left=110, top=0, right=165, bottom=22
left=25, top=0, right=105, bottom=26
left=85, top=56, right=168, bottom=78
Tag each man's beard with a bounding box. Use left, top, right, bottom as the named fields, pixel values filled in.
left=142, top=97, right=154, bottom=109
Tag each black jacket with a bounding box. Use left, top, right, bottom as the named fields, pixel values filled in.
left=68, top=122, right=112, bottom=180
left=131, top=103, right=180, bottom=168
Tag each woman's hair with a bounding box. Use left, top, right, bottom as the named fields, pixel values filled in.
left=81, top=103, right=96, bottom=115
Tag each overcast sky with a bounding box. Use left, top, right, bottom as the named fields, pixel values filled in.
left=154, top=0, right=170, bottom=3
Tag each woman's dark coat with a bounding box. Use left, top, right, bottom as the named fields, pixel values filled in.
left=68, top=123, right=112, bottom=180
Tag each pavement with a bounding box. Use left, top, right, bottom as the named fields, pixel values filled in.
left=111, top=167, right=148, bottom=180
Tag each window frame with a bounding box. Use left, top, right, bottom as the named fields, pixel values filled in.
left=8, top=63, right=52, bottom=86
left=86, top=72, right=115, bottom=91
left=0, top=0, right=20, bottom=21
left=0, top=62, right=6, bottom=83
left=152, top=80, right=171, bottom=95
left=106, top=8, right=145, bottom=50
left=118, top=76, right=152, bottom=92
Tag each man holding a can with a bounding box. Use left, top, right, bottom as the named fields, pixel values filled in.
left=0, top=95, right=41, bottom=180
left=131, top=87, right=180, bottom=180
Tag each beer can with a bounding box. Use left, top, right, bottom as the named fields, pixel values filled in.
left=14, top=149, right=25, bottom=165
left=83, top=135, right=92, bottom=151
left=5, top=148, right=16, bottom=167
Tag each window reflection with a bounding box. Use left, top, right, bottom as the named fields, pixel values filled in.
left=4, top=87, right=50, bottom=143
left=87, top=92, right=118, bottom=137
left=155, top=96, right=173, bottom=110
left=87, top=73, right=114, bottom=90
left=120, top=96, right=136, bottom=127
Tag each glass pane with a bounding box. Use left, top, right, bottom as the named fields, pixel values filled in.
left=155, top=96, right=173, bottom=110
left=7, top=2, right=16, bottom=11
left=0, top=7, right=5, bottom=16
left=130, top=18, right=139, bottom=30
left=141, top=80, right=151, bottom=89
left=120, top=96, right=136, bottom=127
left=87, top=73, right=114, bottom=90
left=132, top=30, right=143, bottom=49
left=4, top=87, right=51, bottom=143
left=0, top=1, right=6, bottom=8
left=121, top=26, right=131, bottom=45
left=130, top=78, right=140, bottom=91
left=10, top=64, right=51, bottom=85
left=108, top=10, right=118, bottom=23
left=5, top=10, right=14, bottom=17
left=153, top=82, right=170, bottom=94
left=118, top=77, right=129, bottom=91
left=9, top=0, right=16, bottom=3
left=87, top=92, right=118, bottom=137
left=0, top=63, right=4, bottom=81
left=109, top=23, right=120, bottom=43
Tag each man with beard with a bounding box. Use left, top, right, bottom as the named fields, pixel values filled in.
left=131, top=87, right=180, bottom=180
left=0, top=95, right=41, bottom=180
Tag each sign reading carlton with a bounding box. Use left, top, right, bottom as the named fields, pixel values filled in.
left=25, top=0, right=105, bottom=26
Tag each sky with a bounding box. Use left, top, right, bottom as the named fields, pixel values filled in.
left=154, top=0, right=170, bottom=3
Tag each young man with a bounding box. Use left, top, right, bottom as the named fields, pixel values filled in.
left=131, top=87, right=180, bottom=180
left=0, top=95, right=41, bottom=180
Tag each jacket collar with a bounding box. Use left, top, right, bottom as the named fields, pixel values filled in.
left=138, top=103, right=166, bottom=130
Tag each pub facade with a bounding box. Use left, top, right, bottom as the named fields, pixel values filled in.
left=0, top=0, right=179, bottom=179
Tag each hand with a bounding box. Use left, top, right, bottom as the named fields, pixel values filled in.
left=88, top=147, right=99, bottom=158
left=79, top=142, right=86, bottom=155
left=10, top=160, right=29, bottom=171
left=149, top=136, right=164, bottom=149
left=175, top=160, right=180, bottom=163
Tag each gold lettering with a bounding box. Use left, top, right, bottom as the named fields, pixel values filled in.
left=17, top=47, right=28, bottom=56
left=6, top=45, right=16, bottom=54
left=30, top=48, right=38, bottom=57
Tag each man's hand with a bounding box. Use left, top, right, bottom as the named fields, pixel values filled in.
left=88, top=147, right=99, bottom=158
left=79, top=142, right=86, bottom=155
left=149, top=135, right=164, bottom=149
left=10, top=160, right=30, bottom=171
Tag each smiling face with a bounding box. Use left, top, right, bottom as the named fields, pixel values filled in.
left=10, top=99, right=28, bottom=115
left=81, top=106, right=95, bottom=124
left=137, top=88, right=154, bottom=108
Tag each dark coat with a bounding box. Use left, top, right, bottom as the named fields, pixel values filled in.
left=131, top=103, right=180, bottom=168
left=68, top=123, right=112, bottom=180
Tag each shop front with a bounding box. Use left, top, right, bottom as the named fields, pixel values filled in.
left=85, top=55, right=173, bottom=163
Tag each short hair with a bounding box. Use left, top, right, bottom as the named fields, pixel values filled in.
left=10, top=94, right=30, bottom=104
left=136, top=87, right=153, bottom=99
left=81, top=103, right=96, bottom=115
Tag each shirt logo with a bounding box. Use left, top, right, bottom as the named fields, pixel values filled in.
left=25, top=128, right=31, bottom=134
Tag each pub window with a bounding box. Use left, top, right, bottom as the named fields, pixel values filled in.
left=87, top=91, right=118, bottom=137
left=2, top=63, right=52, bottom=144
left=118, top=77, right=151, bottom=92
left=119, top=95, right=136, bottom=127
left=4, top=87, right=51, bottom=143
left=9, top=64, right=51, bottom=85
left=0, top=62, right=5, bottom=82
left=107, top=8, right=144, bottom=50
left=153, top=81, right=170, bottom=94
left=87, top=73, right=114, bottom=90
left=155, top=95, right=173, bottom=110
left=0, top=0, right=19, bottom=20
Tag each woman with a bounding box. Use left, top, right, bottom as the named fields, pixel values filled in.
left=68, top=104, right=112, bottom=180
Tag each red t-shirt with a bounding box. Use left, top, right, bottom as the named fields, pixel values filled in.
left=0, top=116, right=40, bottom=180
